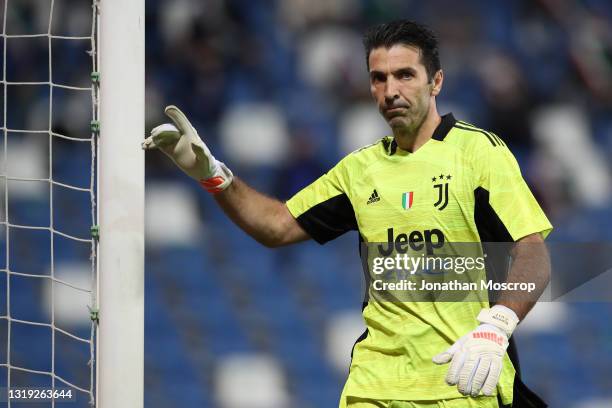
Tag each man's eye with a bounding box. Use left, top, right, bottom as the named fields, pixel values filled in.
left=400, top=72, right=413, bottom=79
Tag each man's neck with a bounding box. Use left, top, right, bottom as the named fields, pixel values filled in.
left=394, top=108, right=441, bottom=153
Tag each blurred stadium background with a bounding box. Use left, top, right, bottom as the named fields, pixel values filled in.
left=1, top=0, right=612, bottom=407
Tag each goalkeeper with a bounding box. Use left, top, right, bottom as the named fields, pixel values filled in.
left=143, top=20, right=551, bottom=408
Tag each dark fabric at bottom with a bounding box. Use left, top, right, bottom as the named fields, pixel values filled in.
left=498, top=376, right=547, bottom=408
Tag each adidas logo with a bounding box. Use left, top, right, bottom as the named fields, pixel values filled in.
left=367, top=189, right=380, bottom=205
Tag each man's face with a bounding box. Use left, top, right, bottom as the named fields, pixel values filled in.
left=368, top=44, right=436, bottom=132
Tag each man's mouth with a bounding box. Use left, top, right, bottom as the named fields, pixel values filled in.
left=385, top=107, right=409, bottom=117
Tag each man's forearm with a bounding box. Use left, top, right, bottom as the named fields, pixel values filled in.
left=434, top=234, right=549, bottom=396
left=496, top=234, right=551, bottom=320
left=214, top=177, right=309, bottom=247
left=143, top=106, right=310, bottom=247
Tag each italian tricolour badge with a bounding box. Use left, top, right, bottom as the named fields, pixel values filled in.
left=402, top=192, right=413, bottom=210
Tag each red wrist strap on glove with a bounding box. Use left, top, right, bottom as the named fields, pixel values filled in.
left=199, top=176, right=227, bottom=194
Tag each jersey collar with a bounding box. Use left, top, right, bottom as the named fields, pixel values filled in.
left=432, top=113, right=457, bottom=141
left=387, top=113, right=457, bottom=155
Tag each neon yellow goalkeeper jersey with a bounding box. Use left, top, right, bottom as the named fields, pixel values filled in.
left=285, top=114, right=553, bottom=404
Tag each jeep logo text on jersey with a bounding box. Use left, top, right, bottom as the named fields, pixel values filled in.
left=377, top=227, right=445, bottom=256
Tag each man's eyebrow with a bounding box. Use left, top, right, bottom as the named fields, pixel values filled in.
left=393, top=67, right=417, bottom=75
left=369, top=66, right=418, bottom=76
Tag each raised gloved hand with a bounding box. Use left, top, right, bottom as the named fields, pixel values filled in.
left=432, top=305, right=519, bottom=397
left=142, top=105, right=233, bottom=193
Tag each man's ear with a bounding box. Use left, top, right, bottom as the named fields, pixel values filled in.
left=431, top=70, right=443, bottom=96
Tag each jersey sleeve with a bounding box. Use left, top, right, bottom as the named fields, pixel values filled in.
left=285, top=157, right=357, bottom=244
left=474, top=141, right=553, bottom=242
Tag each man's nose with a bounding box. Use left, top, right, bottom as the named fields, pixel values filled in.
left=384, top=77, right=400, bottom=103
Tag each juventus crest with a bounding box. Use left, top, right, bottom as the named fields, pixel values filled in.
left=432, top=174, right=451, bottom=210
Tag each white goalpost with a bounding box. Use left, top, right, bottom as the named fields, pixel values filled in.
left=0, top=0, right=145, bottom=407
left=97, top=0, right=145, bottom=407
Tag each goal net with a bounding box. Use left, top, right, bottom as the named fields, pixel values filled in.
left=0, top=1, right=144, bottom=407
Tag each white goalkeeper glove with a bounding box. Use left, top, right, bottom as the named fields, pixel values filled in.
left=142, top=105, right=233, bottom=194
left=432, top=305, right=519, bottom=397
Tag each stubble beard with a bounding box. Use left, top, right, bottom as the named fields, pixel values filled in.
left=388, top=100, right=429, bottom=139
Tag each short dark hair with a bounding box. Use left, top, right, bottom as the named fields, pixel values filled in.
left=363, top=20, right=441, bottom=82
